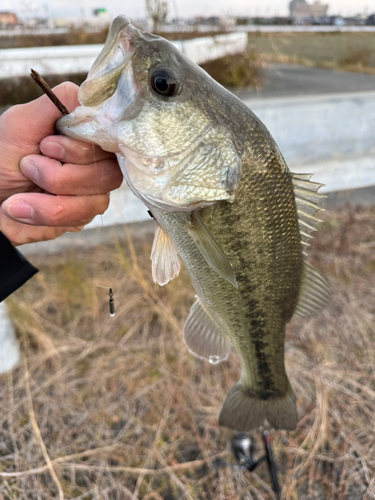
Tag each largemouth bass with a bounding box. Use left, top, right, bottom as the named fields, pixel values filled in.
left=57, top=16, right=330, bottom=431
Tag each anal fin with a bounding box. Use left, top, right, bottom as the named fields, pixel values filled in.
left=183, top=298, right=231, bottom=364
left=187, top=211, right=238, bottom=289
left=150, top=224, right=180, bottom=286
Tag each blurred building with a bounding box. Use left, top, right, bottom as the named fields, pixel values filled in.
left=0, top=11, right=18, bottom=26
left=289, top=0, right=329, bottom=20
left=93, top=8, right=108, bottom=17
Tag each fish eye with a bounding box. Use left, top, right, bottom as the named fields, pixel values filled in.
left=150, top=70, right=177, bottom=97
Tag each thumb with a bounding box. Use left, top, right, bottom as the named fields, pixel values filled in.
left=2, top=81, right=80, bottom=151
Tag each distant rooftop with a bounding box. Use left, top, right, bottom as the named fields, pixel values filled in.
left=289, top=0, right=329, bottom=19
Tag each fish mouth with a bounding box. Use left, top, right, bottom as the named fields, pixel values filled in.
left=78, top=15, right=136, bottom=107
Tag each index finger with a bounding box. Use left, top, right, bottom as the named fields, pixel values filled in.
left=40, top=135, right=116, bottom=164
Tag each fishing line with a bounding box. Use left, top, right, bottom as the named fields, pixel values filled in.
left=92, top=143, right=115, bottom=318
left=30, top=71, right=116, bottom=318
left=171, top=0, right=185, bottom=54
left=96, top=285, right=116, bottom=317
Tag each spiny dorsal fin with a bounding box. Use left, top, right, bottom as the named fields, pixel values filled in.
left=292, top=173, right=326, bottom=248
left=183, top=297, right=231, bottom=364
left=291, top=174, right=331, bottom=316
left=187, top=211, right=238, bottom=289
left=150, top=224, right=180, bottom=286
left=294, top=261, right=331, bottom=316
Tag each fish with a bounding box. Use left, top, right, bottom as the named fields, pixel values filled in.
left=57, top=15, right=331, bottom=431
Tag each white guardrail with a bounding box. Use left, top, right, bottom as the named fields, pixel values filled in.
left=0, top=32, right=248, bottom=78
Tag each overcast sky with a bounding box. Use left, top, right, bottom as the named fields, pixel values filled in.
left=5, top=0, right=374, bottom=20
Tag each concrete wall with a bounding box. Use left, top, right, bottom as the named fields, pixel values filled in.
left=0, top=33, right=248, bottom=78
left=247, top=91, right=375, bottom=193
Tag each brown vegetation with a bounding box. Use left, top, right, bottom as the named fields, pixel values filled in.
left=0, top=27, right=110, bottom=50
left=200, top=49, right=264, bottom=89
left=0, top=73, right=87, bottom=107
left=1, top=204, right=375, bottom=498
left=249, top=32, right=375, bottom=74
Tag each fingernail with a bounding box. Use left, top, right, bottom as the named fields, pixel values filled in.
left=41, top=140, right=66, bottom=161
left=20, top=158, right=40, bottom=184
left=5, top=200, right=34, bottom=222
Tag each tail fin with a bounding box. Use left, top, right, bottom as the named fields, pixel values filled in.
left=219, top=382, right=297, bottom=431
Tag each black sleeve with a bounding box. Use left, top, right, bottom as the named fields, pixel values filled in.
left=0, top=232, right=39, bottom=302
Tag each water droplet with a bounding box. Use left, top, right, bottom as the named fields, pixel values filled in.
left=110, top=312, right=116, bottom=317
left=209, top=355, right=221, bottom=365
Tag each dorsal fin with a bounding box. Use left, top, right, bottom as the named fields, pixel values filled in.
left=292, top=173, right=326, bottom=250
left=150, top=224, right=180, bottom=286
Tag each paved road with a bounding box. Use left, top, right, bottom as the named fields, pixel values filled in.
left=235, top=63, right=375, bottom=100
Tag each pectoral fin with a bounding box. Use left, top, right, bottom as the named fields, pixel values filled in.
left=183, top=298, right=231, bottom=364
left=150, top=224, right=180, bottom=286
left=294, top=261, right=331, bottom=316
left=187, top=211, right=238, bottom=289
left=164, top=126, right=242, bottom=207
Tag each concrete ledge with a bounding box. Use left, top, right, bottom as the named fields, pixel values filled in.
left=245, top=91, right=375, bottom=167
left=21, top=219, right=155, bottom=257
left=323, top=185, right=375, bottom=208
left=0, top=33, right=248, bottom=79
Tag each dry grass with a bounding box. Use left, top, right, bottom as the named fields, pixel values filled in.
left=0, top=27, right=110, bottom=50
left=1, top=204, right=375, bottom=499
left=248, top=32, right=375, bottom=74
left=200, top=49, right=264, bottom=89
left=0, top=73, right=87, bottom=107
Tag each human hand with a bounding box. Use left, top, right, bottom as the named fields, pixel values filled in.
left=0, top=82, right=123, bottom=246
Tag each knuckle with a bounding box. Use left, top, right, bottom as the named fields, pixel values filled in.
left=1, top=105, right=21, bottom=125
left=55, top=81, right=78, bottom=97
left=63, top=141, right=93, bottom=164
left=48, top=203, right=67, bottom=224
left=41, top=169, right=61, bottom=193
